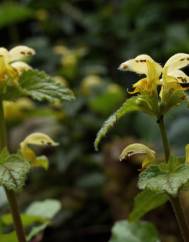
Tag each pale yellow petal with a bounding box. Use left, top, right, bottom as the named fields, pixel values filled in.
left=4, top=98, right=34, bottom=120
left=21, top=132, right=58, bottom=147
left=20, top=133, right=57, bottom=169
left=9, top=45, right=35, bottom=62
left=20, top=145, right=36, bottom=163
left=168, top=70, right=189, bottom=84
left=164, top=53, right=189, bottom=71
left=0, top=47, right=9, bottom=60
left=0, top=48, right=10, bottom=77
left=0, top=56, right=7, bottom=78
left=129, top=78, right=148, bottom=94
left=33, top=156, right=49, bottom=170
left=119, top=54, right=162, bottom=78
left=119, top=143, right=155, bottom=169
left=11, top=61, right=31, bottom=75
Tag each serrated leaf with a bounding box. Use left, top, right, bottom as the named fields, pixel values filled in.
left=0, top=155, right=30, bottom=191
left=109, top=220, right=160, bottom=242
left=4, top=70, right=74, bottom=103
left=18, top=70, right=75, bottom=103
left=129, top=190, right=168, bottom=222
left=138, top=162, right=189, bottom=196
left=94, top=96, right=141, bottom=150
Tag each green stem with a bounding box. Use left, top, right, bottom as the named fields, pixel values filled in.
left=158, top=115, right=189, bottom=242
left=5, top=190, right=27, bottom=242
left=0, top=100, right=26, bottom=242
left=158, top=116, right=170, bottom=161
left=170, top=196, right=189, bottom=242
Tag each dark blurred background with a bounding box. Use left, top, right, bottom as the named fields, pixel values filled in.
left=0, top=0, right=189, bottom=241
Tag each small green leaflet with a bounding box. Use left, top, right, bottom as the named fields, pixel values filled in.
left=129, top=190, right=168, bottom=222
left=94, top=96, right=141, bottom=150
left=138, top=162, right=189, bottom=196
left=109, top=220, right=160, bottom=242
left=0, top=154, right=30, bottom=191
left=4, top=69, right=75, bottom=103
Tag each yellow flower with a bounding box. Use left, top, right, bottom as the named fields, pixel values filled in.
left=119, top=54, right=162, bottom=94
left=0, top=45, right=35, bottom=85
left=119, top=143, right=156, bottom=169
left=20, top=133, right=58, bottom=169
left=80, top=75, right=102, bottom=95
left=161, top=53, right=189, bottom=91
left=4, top=98, right=34, bottom=121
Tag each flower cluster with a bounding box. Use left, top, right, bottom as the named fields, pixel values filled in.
left=119, top=53, right=189, bottom=97
left=0, top=45, right=35, bottom=85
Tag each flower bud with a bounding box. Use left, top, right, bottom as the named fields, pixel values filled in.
left=120, top=143, right=156, bottom=169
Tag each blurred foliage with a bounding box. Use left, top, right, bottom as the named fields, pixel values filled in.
left=109, top=220, right=160, bottom=242
left=0, top=0, right=188, bottom=241
left=0, top=199, right=61, bottom=241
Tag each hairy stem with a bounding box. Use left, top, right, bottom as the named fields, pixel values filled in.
left=0, top=99, right=26, bottom=242
left=170, top=196, right=189, bottom=242
left=158, top=115, right=189, bottom=242
left=158, top=116, right=170, bottom=161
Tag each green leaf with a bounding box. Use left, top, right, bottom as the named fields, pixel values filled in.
left=0, top=154, right=30, bottom=191
left=0, top=3, right=32, bottom=28
left=94, top=96, right=141, bottom=150
left=109, top=220, right=160, bottom=242
left=138, top=161, right=189, bottom=196
left=19, top=70, right=74, bottom=103
left=129, top=190, right=168, bottom=222
left=26, top=199, right=61, bottom=219
left=27, top=224, right=48, bottom=241
left=0, top=232, right=17, bottom=242
left=4, top=70, right=75, bottom=103
left=25, top=199, right=61, bottom=240
left=2, top=199, right=61, bottom=240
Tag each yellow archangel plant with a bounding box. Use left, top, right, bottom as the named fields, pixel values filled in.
left=0, top=45, right=74, bottom=242
left=95, top=53, right=189, bottom=242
